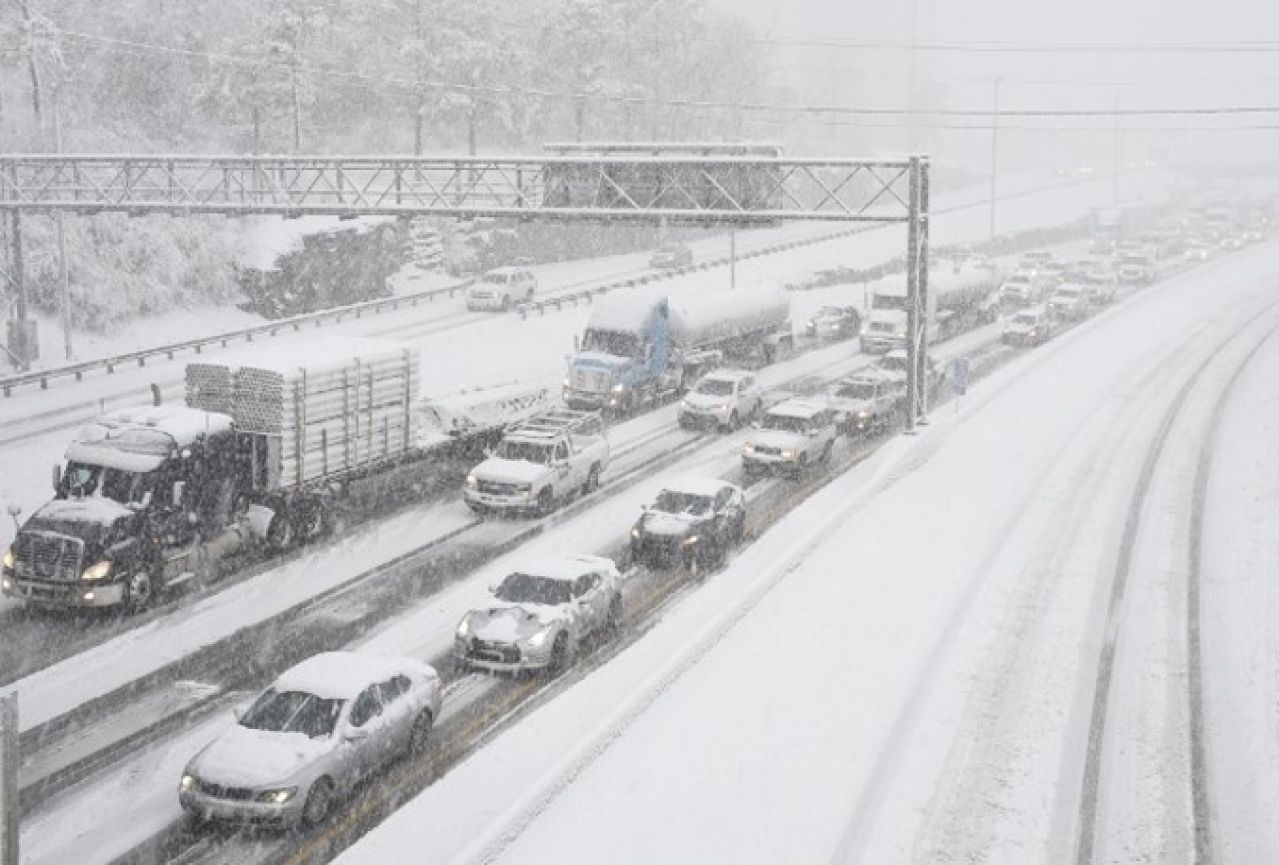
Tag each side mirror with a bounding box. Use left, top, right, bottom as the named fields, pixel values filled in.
left=172, top=481, right=185, bottom=508
left=233, top=706, right=245, bottom=722
left=51, top=463, right=62, bottom=492
left=6, top=503, right=21, bottom=518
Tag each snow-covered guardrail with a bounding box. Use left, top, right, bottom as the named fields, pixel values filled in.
left=0, top=278, right=473, bottom=397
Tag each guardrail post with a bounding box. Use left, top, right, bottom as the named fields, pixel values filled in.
left=1, top=690, right=17, bottom=865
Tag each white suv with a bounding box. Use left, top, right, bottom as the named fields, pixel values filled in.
left=467, top=266, right=538, bottom=311
left=742, top=398, right=838, bottom=479
left=679, top=369, right=763, bottom=431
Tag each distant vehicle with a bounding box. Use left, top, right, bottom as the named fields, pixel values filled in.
left=649, top=243, right=694, bottom=269
left=1002, top=305, right=1055, bottom=346
left=827, top=370, right=905, bottom=434
left=678, top=368, right=763, bottom=431
left=997, top=270, right=1053, bottom=306
left=1048, top=285, right=1088, bottom=322
left=874, top=348, right=944, bottom=395
left=1220, top=235, right=1245, bottom=251
left=805, top=305, right=861, bottom=342
left=464, top=410, right=609, bottom=516
left=466, top=266, right=538, bottom=311
left=1184, top=239, right=1214, bottom=262
left=741, top=399, right=838, bottom=479
left=1019, top=250, right=1053, bottom=271
left=1089, top=236, right=1117, bottom=255
left=1115, top=252, right=1156, bottom=286
left=453, top=555, right=623, bottom=675
left=179, top=652, right=442, bottom=827
left=630, top=478, right=746, bottom=571
left=859, top=259, right=999, bottom=353
left=563, top=286, right=792, bottom=412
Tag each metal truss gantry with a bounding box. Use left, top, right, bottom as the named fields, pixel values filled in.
left=0, top=152, right=930, bottom=427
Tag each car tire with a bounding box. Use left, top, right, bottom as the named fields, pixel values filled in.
left=406, top=708, right=434, bottom=758
left=125, top=569, right=156, bottom=613
left=605, top=594, right=623, bottom=635
left=821, top=441, right=833, bottom=463
left=302, top=777, right=334, bottom=826
left=584, top=465, right=601, bottom=495
left=536, top=487, right=554, bottom=517
left=728, top=410, right=740, bottom=431
left=547, top=632, right=569, bottom=677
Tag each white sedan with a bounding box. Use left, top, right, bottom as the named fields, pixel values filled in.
left=179, top=652, right=442, bottom=827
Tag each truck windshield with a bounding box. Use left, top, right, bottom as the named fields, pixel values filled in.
left=581, top=329, right=641, bottom=358
left=495, top=573, right=573, bottom=605
left=835, top=382, right=877, bottom=400
left=61, top=461, right=153, bottom=506
left=653, top=491, right=712, bottom=515
left=495, top=441, right=555, bottom=464
left=871, top=293, right=906, bottom=312
left=695, top=379, right=734, bottom=396
left=761, top=414, right=808, bottom=433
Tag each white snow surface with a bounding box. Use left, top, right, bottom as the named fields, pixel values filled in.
left=335, top=242, right=1279, bottom=865
left=272, top=650, right=429, bottom=701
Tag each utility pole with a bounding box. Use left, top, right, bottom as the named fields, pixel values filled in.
left=989, top=76, right=1002, bottom=241
left=0, top=690, right=16, bottom=865
left=53, top=83, right=72, bottom=360
left=729, top=231, right=737, bottom=289
left=907, top=0, right=920, bottom=151
left=1112, top=87, right=1122, bottom=203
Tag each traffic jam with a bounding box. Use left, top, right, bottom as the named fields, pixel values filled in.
left=1, top=194, right=1268, bottom=860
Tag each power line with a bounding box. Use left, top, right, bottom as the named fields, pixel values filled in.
left=50, top=27, right=1279, bottom=122
left=752, top=36, right=1279, bottom=54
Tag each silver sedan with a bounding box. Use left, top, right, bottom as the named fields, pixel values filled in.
left=179, top=651, right=442, bottom=827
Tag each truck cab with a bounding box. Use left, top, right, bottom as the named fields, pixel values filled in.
left=463, top=410, right=610, bottom=516
left=2, top=406, right=245, bottom=610
left=563, top=295, right=675, bottom=413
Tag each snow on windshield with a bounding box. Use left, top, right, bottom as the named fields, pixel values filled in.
left=654, top=491, right=711, bottom=515
left=495, top=572, right=573, bottom=606
left=695, top=378, right=734, bottom=396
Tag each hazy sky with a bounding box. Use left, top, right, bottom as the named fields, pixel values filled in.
left=710, top=0, right=1279, bottom=169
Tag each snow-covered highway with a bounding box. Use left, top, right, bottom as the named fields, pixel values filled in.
left=326, top=241, right=1279, bottom=865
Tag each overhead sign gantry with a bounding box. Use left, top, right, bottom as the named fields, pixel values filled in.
left=0, top=148, right=930, bottom=427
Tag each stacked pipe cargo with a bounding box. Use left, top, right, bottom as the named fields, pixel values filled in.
left=184, top=362, right=236, bottom=414
left=183, top=337, right=420, bottom=489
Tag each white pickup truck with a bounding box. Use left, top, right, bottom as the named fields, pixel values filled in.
left=463, top=410, right=609, bottom=516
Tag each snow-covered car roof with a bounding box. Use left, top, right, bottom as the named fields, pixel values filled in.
left=766, top=398, right=830, bottom=420
left=833, top=368, right=894, bottom=389
left=699, top=368, right=753, bottom=384
left=504, top=555, right=618, bottom=584
left=1011, top=304, right=1051, bottom=320
left=273, top=652, right=433, bottom=702
left=657, top=476, right=737, bottom=499
left=482, top=266, right=527, bottom=277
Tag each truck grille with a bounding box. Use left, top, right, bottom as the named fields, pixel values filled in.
left=572, top=370, right=611, bottom=393
left=14, top=533, right=84, bottom=581
left=477, top=480, right=520, bottom=496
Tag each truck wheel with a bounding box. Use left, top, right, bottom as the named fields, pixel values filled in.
left=536, top=487, right=555, bottom=517
left=584, top=465, right=601, bottom=495
left=266, top=512, right=295, bottom=553
left=125, top=570, right=156, bottom=612
left=727, top=410, right=740, bottom=431
left=605, top=594, right=623, bottom=635
left=295, top=501, right=329, bottom=543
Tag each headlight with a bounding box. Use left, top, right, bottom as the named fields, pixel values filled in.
left=742, top=443, right=755, bottom=454
left=527, top=627, right=553, bottom=648
left=680, top=400, right=690, bottom=410
left=611, top=383, right=626, bottom=394
left=465, top=475, right=478, bottom=489
left=562, top=377, right=571, bottom=389
left=781, top=450, right=797, bottom=460
left=856, top=411, right=871, bottom=420
left=456, top=617, right=471, bottom=638
left=2, top=546, right=12, bottom=570
left=81, top=560, right=112, bottom=581
left=681, top=535, right=701, bottom=547
left=180, top=773, right=198, bottom=792
left=256, top=786, right=297, bottom=804
left=631, top=527, right=641, bottom=540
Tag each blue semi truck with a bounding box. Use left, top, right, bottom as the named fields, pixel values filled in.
left=563, top=285, right=792, bottom=413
